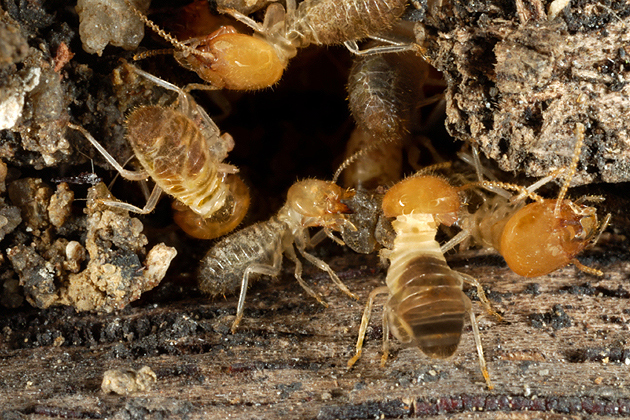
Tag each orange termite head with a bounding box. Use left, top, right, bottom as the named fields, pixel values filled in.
left=172, top=174, right=250, bottom=239
left=286, top=179, right=354, bottom=229
left=174, top=27, right=286, bottom=90
left=500, top=199, right=599, bottom=277
left=382, top=175, right=461, bottom=226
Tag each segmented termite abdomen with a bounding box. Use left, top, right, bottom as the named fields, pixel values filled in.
left=172, top=174, right=251, bottom=239
left=293, top=0, right=407, bottom=46
left=197, top=218, right=286, bottom=296
left=347, top=51, right=427, bottom=141
left=126, top=106, right=226, bottom=217
left=387, top=255, right=467, bottom=358
left=382, top=175, right=467, bottom=357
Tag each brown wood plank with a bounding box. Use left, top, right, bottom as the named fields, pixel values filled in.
left=1, top=245, right=628, bottom=419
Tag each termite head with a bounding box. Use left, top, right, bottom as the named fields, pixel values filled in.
left=382, top=175, right=460, bottom=226
left=172, top=174, right=250, bottom=239
left=286, top=180, right=354, bottom=230
left=174, top=26, right=286, bottom=90
left=500, top=199, right=601, bottom=277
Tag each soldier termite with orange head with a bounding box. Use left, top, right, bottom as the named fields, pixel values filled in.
left=125, top=0, right=417, bottom=91
left=198, top=179, right=359, bottom=332
left=68, top=66, right=250, bottom=240
left=346, top=173, right=497, bottom=390
left=451, top=123, right=610, bottom=278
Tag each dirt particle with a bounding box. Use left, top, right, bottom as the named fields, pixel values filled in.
left=101, top=365, right=157, bottom=395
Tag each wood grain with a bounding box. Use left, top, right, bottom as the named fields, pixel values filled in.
left=1, top=242, right=628, bottom=419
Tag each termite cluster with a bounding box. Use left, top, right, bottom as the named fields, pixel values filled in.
left=0, top=0, right=618, bottom=391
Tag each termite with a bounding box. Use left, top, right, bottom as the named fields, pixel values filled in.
left=450, top=123, right=610, bottom=278
left=198, top=178, right=359, bottom=332
left=125, top=0, right=417, bottom=91
left=347, top=48, right=430, bottom=144
left=343, top=46, right=445, bottom=188
left=68, top=66, right=249, bottom=240
left=346, top=173, right=497, bottom=389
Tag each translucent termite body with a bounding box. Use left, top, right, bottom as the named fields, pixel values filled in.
left=198, top=179, right=358, bottom=332
left=452, top=123, right=609, bottom=278
left=347, top=49, right=429, bottom=144
left=282, top=0, right=409, bottom=49
left=347, top=175, right=495, bottom=389
left=341, top=127, right=403, bottom=190
left=343, top=49, right=444, bottom=189
left=126, top=0, right=414, bottom=90
left=68, top=67, right=249, bottom=240
left=171, top=174, right=251, bottom=240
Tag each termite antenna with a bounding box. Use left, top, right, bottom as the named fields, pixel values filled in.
left=554, top=122, right=585, bottom=216
left=133, top=48, right=175, bottom=61
left=457, top=180, right=545, bottom=203
left=332, top=137, right=397, bottom=184
left=123, top=0, right=216, bottom=60
left=412, top=161, right=452, bottom=176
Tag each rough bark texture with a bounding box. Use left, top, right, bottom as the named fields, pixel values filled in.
left=416, top=0, right=630, bottom=185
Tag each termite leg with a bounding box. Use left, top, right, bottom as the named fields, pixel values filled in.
left=461, top=273, right=503, bottom=322
left=231, top=247, right=284, bottom=333
left=298, top=247, right=358, bottom=300
left=308, top=229, right=328, bottom=248
left=348, top=286, right=389, bottom=368
left=283, top=244, right=328, bottom=308
left=322, top=227, right=346, bottom=246
left=440, top=230, right=471, bottom=254
left=343, top=40, right=419, bottom=56
left=101, top=184, right=163, bottom=214
left=133, top=68, right=194, bottom=114
left=217, top=6, right=266, bottom=33
left=588, top=213, right=611, bottom=249
left=571, top=259, right=603, bottom=277
left=68, top=124, right=149, bottom=181
left=183, top=83, right=221, bottom=93
left=68, top=123, right=168, bottom=214
left=469, top=310, right=494, bottom=390
left=380, top=310, right=390, bottom=367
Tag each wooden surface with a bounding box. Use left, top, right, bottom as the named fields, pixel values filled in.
left=1, top=240, right=629, bottom=419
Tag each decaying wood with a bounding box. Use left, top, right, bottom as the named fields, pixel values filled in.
left=1, top=239, right=628, bottom=419
left=417, top=0, right=630, bottom=185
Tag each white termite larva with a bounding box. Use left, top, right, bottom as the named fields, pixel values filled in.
left=198, top=179, right=358, bottom=332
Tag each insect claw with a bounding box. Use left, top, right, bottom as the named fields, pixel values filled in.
left=380, top=351, right=389, bottom=367
left=347, top=351, right=361, bottom=369
left=571, top=258, right=603, bottom=276
left=230, top=315, right=244, bottom=333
